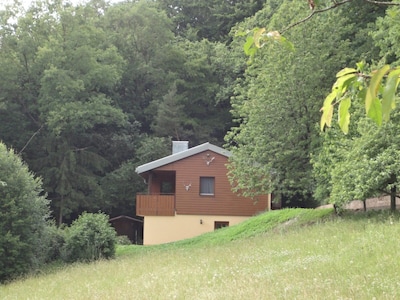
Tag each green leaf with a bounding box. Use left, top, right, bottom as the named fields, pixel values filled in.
left=278, top=36, right=295, bottom=52
left=243, top=35, right=255, bottom=56
left=365, top=65, right=390, bottom=114
left=336, top=68, right=357, bottom=78
left=320, top=91, right=336, bottom=130
left=254, top=28, right=266, bottom=48
left=338, top=97, right=351, bottom=134
left=356, top=61, right=366, bottom=72
left=357, top=87, right=367, bottom=104
left=382, top=68, right=400, bottom=122
left=333, top=73, right=356, bottom=96
left=235, top=29, right=248, bottom=37
left=367, top=97, right=382, bottom=126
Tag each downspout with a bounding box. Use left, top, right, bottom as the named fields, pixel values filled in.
left=268, top=193, right=272, bottom=211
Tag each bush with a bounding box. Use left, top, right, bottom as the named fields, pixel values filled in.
left=43, top=223, right=66, bottom=263
left=0, top=142, right=52, bottom=283
left=62, top=212, right=117, bottom=263
left=116, top=235, right=132, bottom=245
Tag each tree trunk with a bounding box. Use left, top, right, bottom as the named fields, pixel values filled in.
left=58, top=195, right=63, bottom=226
left=390, top=185, right=396, bottom=212
left=363, top=200, right=367, bottom=212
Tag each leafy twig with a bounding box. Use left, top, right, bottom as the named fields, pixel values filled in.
left=281, top=0, right=353, bottom=34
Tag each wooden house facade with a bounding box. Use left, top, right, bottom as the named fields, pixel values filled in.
left=136, top=142, right=271, bottom=245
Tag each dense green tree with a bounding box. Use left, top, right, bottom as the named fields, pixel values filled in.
left=312, top=102, right=364, bottom=204
left=2, top=0, right=395, bottom=224
left=134, top=136, right=172, bottom=165
left=104, top=1, right=180, bottom=132
left=225, top=0, right=384, bottom=206
left=101, top=160, right=142, bottom=217
left=323, top=114, right=400, bottom=211
left=101, top=136, right=171, bottom=217
left=244, top=0, right=399, bottom=131
left=104, top=2, right=237, bottom=145
left=0, top=0, right=57, bottom=151
left=373, top=5, right=400, bottom=63
left=151, top=84, right=185, bottom=140
left=172, top=39, right=239, bottom=145
left=36, top=2, right=128, bottom=223
left=0, top=142, right=52, bottom=282
left=157, top=0, right=264, bottom=42
left=314, top=5, right=400, bottom=209
left=2, top=0, right=230, bottom=223
left=0, top=0, right=130, bottom=223
left=311, top=128, right=353, bottom=204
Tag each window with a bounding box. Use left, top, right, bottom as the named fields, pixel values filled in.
left=200, top=177, right=215, bottom=196
left=160, top=181, right=174, bottom=194
left=214, top=221, right=229, bottom=230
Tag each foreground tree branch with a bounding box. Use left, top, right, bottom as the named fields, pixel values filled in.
left=281, top=0, right=400, bottom=34
left=281, top=0, right=353, bottom=34
left=244, top=0, right=400, bottom=132
left=364, top=0, right=400, bottom=5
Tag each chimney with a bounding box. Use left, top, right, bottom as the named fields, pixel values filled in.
left=172, top=141, right=189, bottom=154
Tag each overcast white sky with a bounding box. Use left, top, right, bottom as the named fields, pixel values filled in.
left=0, top=0, right=123, bottom=10
left=0, top=0, right=80, bottom=10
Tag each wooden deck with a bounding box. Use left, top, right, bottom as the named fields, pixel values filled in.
left=136, top=194, right=175, bottom=216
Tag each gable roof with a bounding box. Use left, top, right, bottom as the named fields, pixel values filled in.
left=135, top=142, right=231, bottom=174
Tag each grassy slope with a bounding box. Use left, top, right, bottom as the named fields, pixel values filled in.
left=2, top=208, right=400, bottom=299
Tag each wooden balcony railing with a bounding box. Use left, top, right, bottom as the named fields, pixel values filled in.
left=136, top=194, right=175, bottom=216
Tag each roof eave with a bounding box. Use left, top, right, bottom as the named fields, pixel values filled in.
left=135, top=142, right=231, bottom=174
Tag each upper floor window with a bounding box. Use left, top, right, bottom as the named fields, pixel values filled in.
left=160, top=181, right=174, bottom=194
left=200, top=177, right=215, bottom=196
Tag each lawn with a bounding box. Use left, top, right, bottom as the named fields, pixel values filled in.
left=2, top=208, right=400, bottom=299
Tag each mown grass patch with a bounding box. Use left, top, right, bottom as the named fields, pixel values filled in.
left=116, top=208, right=335, bottom=256
left=2, top=208, right=400, bottom=299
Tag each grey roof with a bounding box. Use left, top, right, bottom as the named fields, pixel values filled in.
left=135, top=142, right=231, bottom=174
left=109, top=215, right=143, bottom=223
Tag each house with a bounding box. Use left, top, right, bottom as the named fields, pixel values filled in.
left=135, top=141, right=271, bottom=245
left=109, top=215, right=144, bottom=244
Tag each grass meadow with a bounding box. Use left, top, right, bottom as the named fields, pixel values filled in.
left=2, top=208, right=400, bottom=299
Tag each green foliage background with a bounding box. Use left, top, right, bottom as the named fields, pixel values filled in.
left=226, top=0, right=386, bottom=207
left=0, top=142, right=51, bottom=282
left=0, top=0, right=399, bottom=222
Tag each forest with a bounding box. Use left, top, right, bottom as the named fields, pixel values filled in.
left=1, top=0, right=400, bottom=225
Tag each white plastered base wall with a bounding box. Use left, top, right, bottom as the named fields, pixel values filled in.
left=143, top=214, right=250, bottom=245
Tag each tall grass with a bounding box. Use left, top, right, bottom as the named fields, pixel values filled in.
left=2, top=208, right=400, bottom=299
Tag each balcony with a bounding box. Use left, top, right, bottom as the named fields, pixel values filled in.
left=136, top=194, right=175, bottom=216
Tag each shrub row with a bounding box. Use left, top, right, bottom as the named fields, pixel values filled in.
left=1, top=143, right=117, bottom=283
left=1, top=212, right=117, bottom=283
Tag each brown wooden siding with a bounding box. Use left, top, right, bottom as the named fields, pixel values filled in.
left=136, top=194, right=175, bottom=216
left=153, top=151, right=269, bottom=216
